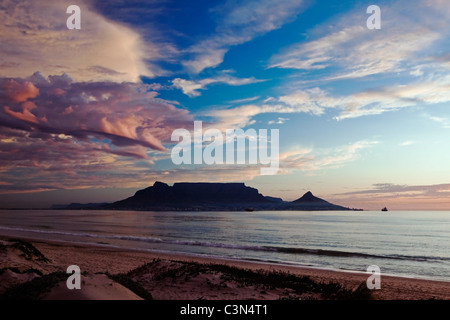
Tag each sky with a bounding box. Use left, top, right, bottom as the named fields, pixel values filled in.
left=1, top=0, right=450, bottom=210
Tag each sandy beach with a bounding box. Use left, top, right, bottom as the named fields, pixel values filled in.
left=1, top=236, right=449, bottom=300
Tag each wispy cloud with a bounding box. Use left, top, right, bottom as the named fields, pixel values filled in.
left=206, top=87, right=349, bottom=128
left=330, top=182, right=450, bottom=210
left=280, top=141, right=379, bottom=172
left=336, top=183, right=450, bottom=198
left=270, top=26, right=439, bottom=80
left=205, top=71, right=450, bottom=127
left=268, top=117, right=289, bottom=125
left=182, top=0, right=307, bottom=73
left=334, top=75, right=450, bottom=120
left=399, top=141, right=415, bottom=147
left=427, top=115, right=450, bottom=128
left=172, top=75, right=264, bottom=97
left=268, top=0, right=449, bottom=81
left=228, top=96, right=261, bottom=104
left=276, top=88, right=342, bottom=116
left=204, top=104, right=261, bottom=130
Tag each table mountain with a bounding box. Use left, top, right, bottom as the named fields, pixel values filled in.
left=102, top=182, right=352, bottom=211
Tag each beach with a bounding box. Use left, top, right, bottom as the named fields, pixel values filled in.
left=1, top=236, right=449, bottom=300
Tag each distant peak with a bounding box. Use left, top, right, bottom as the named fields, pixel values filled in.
left=300, top=191, right=315, bottom=200
left=292, top=191, right=328, bottom=203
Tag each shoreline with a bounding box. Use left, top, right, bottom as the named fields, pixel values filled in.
left=1, top=235, right=449, bottom=300
left=2, top=233, right=450, bottom=284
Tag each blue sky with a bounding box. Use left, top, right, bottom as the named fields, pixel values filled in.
left=1, top=0, right=450, bottom=209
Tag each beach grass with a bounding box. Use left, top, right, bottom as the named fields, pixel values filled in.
left=0, top=272, right=67, bottom=300
left=7, top=238, right=50, bottom=263
left=122, top=259, right=372, bottom=300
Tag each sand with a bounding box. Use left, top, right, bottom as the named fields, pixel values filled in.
left=1, top=237, right=449, bottom=300
left=41, top=273, right=143, bottom=300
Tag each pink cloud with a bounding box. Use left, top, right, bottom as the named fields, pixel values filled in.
left=0, top=73, right=196, bottom=194
left=0, top=73, right=193, bottom=152
left=4, top=102, right=41, bottom=124
left=0, top=124, right=158, bottom=193
left=0, top=79, right=39, bottom=103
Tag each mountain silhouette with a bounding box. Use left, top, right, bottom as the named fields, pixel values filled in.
left=293, top=191, right=329, bottom=203
left=99, top=182, right=352, bottom=211
left=111, top=181, right=269, bottom=209
left=283, top=190, right=349, bottom=210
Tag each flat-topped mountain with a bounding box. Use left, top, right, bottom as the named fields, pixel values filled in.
left=109, top=181, right=269, bottom=210
left=101, top=182, right=352, bottom=211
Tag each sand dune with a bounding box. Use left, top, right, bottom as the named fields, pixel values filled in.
left=41, top=274, right=143, bottom=300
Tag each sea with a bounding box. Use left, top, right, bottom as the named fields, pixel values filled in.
left=0, top=209, right=449, bottom=282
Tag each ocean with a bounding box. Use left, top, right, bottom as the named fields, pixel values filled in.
left=0, top=209, right=449, bottom=282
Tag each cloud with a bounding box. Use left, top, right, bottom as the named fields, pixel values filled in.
left=336, top=183, right=450, bottom=198
left=0, top=72, right=200, bottom=194
left=0, top=0, right=168, bottom=82
left=427, top=115, right=450, bottom=128
left=228, top=96, right=260, bottom=104
left=172, top=75, right=264, bottom=97
left=329, top=182, right=450, bottom=210
left=204, top=104, right=261, bottom=130
left=0, top=130, right=265, bottom=194
left=399, top=141, right=415, bottom=147
left=280, top=141, right=378, bottom=172
left=182, top=0, right=307, bottom=73
left=206, top=90, right=340, bottom=129
left=270, top=26, right=439, bottom=80
left=334, top=75, right=450, bottom=120
left=268, top=0, right=446, bottom=80
left=290, top=75, right=450, bottom=121
left=0, top=73, right=194, bottom=153
left=206, top=71, right=450, bottom=127
left=268, top=117, right=289, bottom=125
left=277, top=88, right=343, bottom=116
left=0, top=79, right=40, bottom=103
left=207, top=89, right=346, bottom=128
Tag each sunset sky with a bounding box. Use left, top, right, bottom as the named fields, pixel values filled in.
left=1, top=0, right=450, bottom=210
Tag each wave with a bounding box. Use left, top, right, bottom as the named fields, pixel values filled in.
left=0, top=225, right=447, bottom=263
left=0, top=226, right=163, bottom=243
left=167, top=240, right=446, bottom=262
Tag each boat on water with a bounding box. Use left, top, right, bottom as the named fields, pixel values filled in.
left=381, top=207, right=388, bottom=212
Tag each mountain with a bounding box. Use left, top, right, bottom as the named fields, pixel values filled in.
left=293, top=191, right=325, bottom=203
left=106, top=181, right=271, bottom=211
left=283, top=191, right=350, bottom=211
left=103, top=182, right=353, bottom=211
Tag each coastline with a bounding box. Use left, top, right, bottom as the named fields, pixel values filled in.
left=1, top=235, right=449, bottom=300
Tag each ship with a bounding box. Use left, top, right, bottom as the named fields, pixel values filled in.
left=381, top=207, right=388, bottom=212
